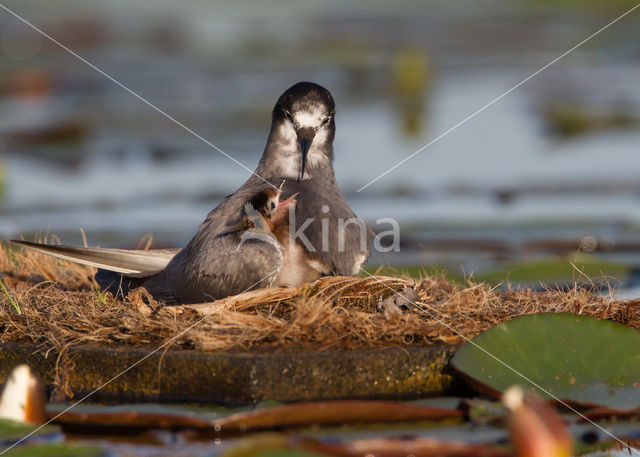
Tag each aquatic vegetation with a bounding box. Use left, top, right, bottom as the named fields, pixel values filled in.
left=371, top=254, right=631, bottom=287
left=0, top=248, right=631, bottom=356
left=1, top=241, right=639, bottom=354
left=470, top=254, right=630, bottom=286
left=503, top=387, right=573, bottom=457
left=0, top=242, right=639, bottom=455
left=0, top=278, right=20, bottom=315
left=451, top=314, right=640, bottom=409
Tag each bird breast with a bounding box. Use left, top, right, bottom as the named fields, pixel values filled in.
left=273, top=236, right=321, bottom=287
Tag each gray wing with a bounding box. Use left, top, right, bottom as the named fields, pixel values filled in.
left=157, top=230, right=283, bottom=304
left=194, top=182, right=276, bottom=239
left=132, top=180, right=280, bottom=304
left=10, top=240, right=178, bottom=274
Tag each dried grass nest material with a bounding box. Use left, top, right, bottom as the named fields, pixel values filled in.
left=0, top=242, right=638, bottom=353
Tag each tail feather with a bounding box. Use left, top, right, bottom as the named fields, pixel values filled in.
left=10, top=240, right=179, bottom=275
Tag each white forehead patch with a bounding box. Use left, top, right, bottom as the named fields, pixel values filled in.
left=294, top=106, right=326, bottom=128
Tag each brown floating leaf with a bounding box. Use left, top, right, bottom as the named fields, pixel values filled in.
left=48, top=400, right=462, bottom=432
left=47, top=408, right=213, bottom=430
left=215, top=400, right=463, bottom=431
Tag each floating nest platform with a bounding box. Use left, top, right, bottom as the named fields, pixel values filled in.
left=0, top=242, right=638, bottom=403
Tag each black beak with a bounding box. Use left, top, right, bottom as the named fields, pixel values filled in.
left=297, top=128, right=315, bottom=182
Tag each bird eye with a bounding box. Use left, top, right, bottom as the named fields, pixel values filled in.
left=321, top=116, right=331, bottom=126
left=271, top=202, right=276, bottom=210
left=284, top=110, right=293, bottom=121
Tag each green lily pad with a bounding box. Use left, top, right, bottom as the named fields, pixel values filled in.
left=0, top=419, right=59, bottom=444
left=364, top=253, right=631, bottom=285
left=472, top=254, right=630, bottom=285
left=450, top=313, right=640, bottom=409
left=0, top=442, right=104, bottom=457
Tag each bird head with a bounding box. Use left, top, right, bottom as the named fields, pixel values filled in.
left=244, top=188, right=280, bottom=232
left=244, top=188, right=297, bottom=236
left=271, top=82, right=335, bottom=181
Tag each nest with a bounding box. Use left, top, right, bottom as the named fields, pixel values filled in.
left=0, top=241, right=638, bottom=353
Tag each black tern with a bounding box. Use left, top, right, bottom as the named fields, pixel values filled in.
left=14, top=187, right=290, bottom=304
left=254, top=82, right=373, bottom=275
left=12, top=81, right=372, bottom=304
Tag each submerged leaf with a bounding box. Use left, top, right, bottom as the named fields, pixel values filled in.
left=296, top=436, right=507, bottom=457
left=451, top=313, right=640, bottom=409
left=579, top=406, right=640, bottom=421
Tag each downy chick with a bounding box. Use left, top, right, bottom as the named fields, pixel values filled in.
left=268, top=193, right=322, bottom=287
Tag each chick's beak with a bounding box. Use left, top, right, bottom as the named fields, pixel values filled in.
left=278, top=192, right=299, bottom=208
left=271, top=192, right=298, bottom=226
left=296, top=127, right=315, bottom=182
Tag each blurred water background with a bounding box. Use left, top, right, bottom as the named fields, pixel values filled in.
left=1, top=0, right=640, bottom=291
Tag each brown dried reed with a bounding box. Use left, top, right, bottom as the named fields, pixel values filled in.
left=1, top=242, right=637, bottom=353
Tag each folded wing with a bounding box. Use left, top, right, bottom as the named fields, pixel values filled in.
left=10, top=240, right=179, bottom=275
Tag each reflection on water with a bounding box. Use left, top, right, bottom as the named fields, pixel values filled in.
left=391, top=47, right=431, bottom=136
left=1, top=0, right=640, bottom=285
